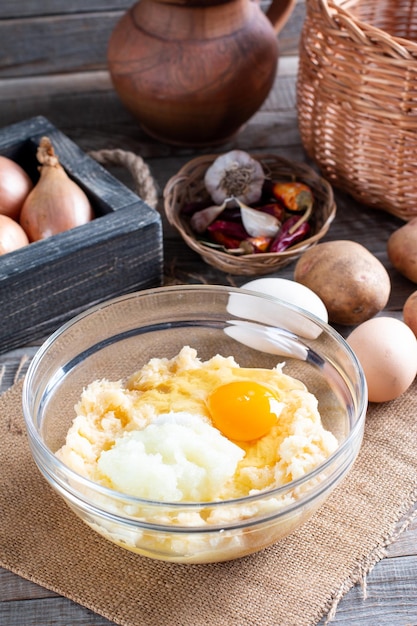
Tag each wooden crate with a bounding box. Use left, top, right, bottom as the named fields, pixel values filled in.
left=0, top=115, right=163, bottom=353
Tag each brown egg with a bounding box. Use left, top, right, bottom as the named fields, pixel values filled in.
left=347, top=317, right=417, bottom=403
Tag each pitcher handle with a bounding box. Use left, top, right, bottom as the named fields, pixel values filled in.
left=266, top=0, right=297, bottom=34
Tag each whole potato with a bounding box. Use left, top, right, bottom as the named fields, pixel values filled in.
left=293, top=240, right=391, bottom=325
left=387, top=218, right=417, bottom=283
left=403, top=290, right=417, bottom=336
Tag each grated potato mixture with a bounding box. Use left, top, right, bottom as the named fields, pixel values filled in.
left=56, top=346, right=338, bottom=503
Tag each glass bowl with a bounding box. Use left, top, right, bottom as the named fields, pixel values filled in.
left=22, top=285, right=367, bottom=564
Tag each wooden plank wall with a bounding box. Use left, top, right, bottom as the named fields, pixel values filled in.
left=0, top=0, right=305, bottom=132
left=0, top=2, right=132, bottom=79
left=0, top=1, right=141, bottom=135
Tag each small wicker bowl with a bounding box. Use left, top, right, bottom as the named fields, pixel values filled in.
left=163, top=153, right=336, bottom=276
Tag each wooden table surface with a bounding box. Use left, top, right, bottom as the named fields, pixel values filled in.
left=1, top=3, right=417, bottom=624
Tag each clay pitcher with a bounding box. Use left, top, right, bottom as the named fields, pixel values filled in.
left=107, top=0, right=296, bottom=146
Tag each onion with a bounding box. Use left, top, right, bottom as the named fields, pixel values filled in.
left=0, top=214, right=29, bottom=255
left=19, top=137, right=94, bottom=242
left=0, top=155, right=33, bottom=220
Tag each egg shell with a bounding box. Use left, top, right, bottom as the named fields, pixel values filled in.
left=347, top=317, right=417, bottom=403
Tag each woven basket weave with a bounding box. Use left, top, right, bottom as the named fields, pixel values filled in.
left=164, top=153, right=336, bottom=276
left=297, top=0, right=417, bottom=221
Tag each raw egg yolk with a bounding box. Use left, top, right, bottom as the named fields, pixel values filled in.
left=207, top=380, right=280, bottom=442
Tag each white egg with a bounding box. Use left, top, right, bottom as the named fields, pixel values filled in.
left=226, top=278, right=328, bottom=351
left=241, top=278, right=328, bottom=323
left=347, top=317, right=417, bottom=403
left=224, top=321, right=309, bottom=359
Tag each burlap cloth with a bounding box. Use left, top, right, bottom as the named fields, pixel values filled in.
left=1, top=377, right=416, bottom=626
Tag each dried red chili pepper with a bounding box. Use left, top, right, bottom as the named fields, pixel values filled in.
left=207, top=230, right=242, bottom=250
left=272, top=182, right=313, bottom=213
left=269, top=215, right=311, bottom=253
left=206, top=219, right=250, bottom=249
left=207, top=219, right=248, bottom=240
left=240, top=236, right=272, bottom=254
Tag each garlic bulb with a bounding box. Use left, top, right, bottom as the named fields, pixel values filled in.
left=204, top=150, right=265, bottom=205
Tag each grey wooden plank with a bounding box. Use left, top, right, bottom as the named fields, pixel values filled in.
left=0, top=75, right=140, bottom=149
left=0, top=58, right=303, bottom=162
left=2, top=555, right=416, bottom=626
left=0, top=79, right=303, bottom=158
left=0, top=569, right=57, bottom=601
left=0, top=1, right=130, bottom=19
left=0, top=596, right=115, bottom=625
left=318, top=556, right=417, bottom=625
left=0, top=348, right=37, bottom=392
left=0, top=12, right=121, bottom=78
left=385, top=505, right=417, bottom=559
left=0, top=0, right=299, bottom=20
left=0, top=0, right=303, bottom=78
left=0, top=70, right=113, bottom=100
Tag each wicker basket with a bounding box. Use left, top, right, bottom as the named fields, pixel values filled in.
left=163, top=153, right=336, bottom=276
left=297, top=0, right=417, bottom=221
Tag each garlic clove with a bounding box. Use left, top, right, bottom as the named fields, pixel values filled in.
left=239, top=203, right=280, bottom=238
left=190, top=201, right=226, bottom=234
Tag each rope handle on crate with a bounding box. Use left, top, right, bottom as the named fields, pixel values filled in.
left=312, top=0, right=417, bottom=58
left=88, top=149, right=159, bottom=209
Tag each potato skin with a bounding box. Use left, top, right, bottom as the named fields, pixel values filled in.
left=403, top=290, right=417, bottom=336
left=293, top=240, right=391, bottom=325
left=387, top=218, right=417, bottom=283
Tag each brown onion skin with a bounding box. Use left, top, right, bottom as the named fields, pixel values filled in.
left=0, top=214, right=30, bottom=255
left=19, top=164, right=94, bottom=242
left=0, top=156, right=33, bottom=220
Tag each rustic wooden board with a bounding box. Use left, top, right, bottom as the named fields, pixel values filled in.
left=0, top=116, right=163, bottom=353
left=0, top=1, right=416, bottom=623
